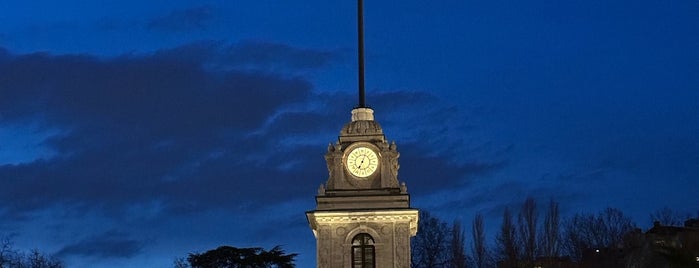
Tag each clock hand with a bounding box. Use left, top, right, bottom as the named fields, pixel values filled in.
left=357, top=156, right=366, bottom=168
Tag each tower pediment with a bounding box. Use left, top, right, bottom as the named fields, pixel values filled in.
left=339, top=120, right=384, bottom=143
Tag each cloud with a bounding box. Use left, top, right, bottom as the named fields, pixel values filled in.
left=0, top=43, right=335, bottom=216
left=155, top=41, right=340, bottom=73
left=56, top=230, right=143, bottom=258
left=147, top=7, right=213, bottom=32
left=223, top=41, right=340, bottom=71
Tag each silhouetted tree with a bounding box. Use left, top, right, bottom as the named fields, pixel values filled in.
left=561, top=212, right=589, bottom=262
left=561, top=207, right=636, bottom=261
left=649, top=207, right=686, bottom=226
left=0, top=237, right=63, bottom=268
left=0, top=238, right=16, bottom=268
left=410, top=203, right=694, bottom=267
left=495, top=206, right=518, bottom=267
left=173, top=257, right=189, bottom=268
left=471, top=213, right=488, bottom=268
left=186, top=245, right=296, bottom=268
left=539, top=199, right=560, bottom=258
left=25, top=249, right=63, bottom=268
left=517, top=197, right=537, bottom=264
left=597, top=207, right=636, bottom=247
left=411, top=211, right=450, bottom=267
left=0, top=238, right=12, bottom=267
left=449, top=220, right=468, bottom=268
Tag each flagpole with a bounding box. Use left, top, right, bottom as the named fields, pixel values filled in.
left=358, top=0, right=366, bottom=108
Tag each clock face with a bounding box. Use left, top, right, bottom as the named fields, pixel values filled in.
left=346, top=146, right=379, bottom=178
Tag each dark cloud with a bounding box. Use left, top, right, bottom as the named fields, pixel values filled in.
left=147, top=7, right=213, bottom=32
left=224, top=41, right=340, bottom=71
left=155, top=41, right=340, bottom=73
left=0, top=43, right=329, bottom=215
left=399, top=143, right=506, bottom=195
left=56, top=230, right=143, bottom=258
left=0, top=50, right=310, bottom=130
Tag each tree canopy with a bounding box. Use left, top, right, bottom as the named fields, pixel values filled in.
left=186, top=245, right=297, bottom=268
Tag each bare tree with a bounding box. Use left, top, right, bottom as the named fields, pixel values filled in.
left=539, top=199, right=560, bottom=258
left=0, top=237, right=16, bottom=268
left=412, top=211, right=450, bottom=268
left=450, top=220, right=468, bottom=268
left=0, top=238, right=63, bottom=268
left=26, top=249, right=64, bottom=268
left=650, top=207, right=685, bottom=226
left=561, top=207, right=636, bottom=261
left=495, top=207, right=518, bottom=267
left=597, top=207, right=635, bottom=247
left=471, top=213, right=487, bottom=268
left=561, top=212, right=591, bottom=261
left=517, top=197, right=537, bottom=263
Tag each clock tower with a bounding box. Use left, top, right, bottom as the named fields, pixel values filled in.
left=306, top=1, right=418, bottom=266
left=306, top=107, right=419, bottom=267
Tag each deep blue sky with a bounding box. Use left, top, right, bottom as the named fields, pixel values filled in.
left=1, top=1, right=697, bottom=267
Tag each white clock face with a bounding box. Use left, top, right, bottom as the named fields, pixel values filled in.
left=346, top=146, right=379, bottom=178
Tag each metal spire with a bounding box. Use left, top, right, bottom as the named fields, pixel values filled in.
left=358, top=0, right=366, bottom=108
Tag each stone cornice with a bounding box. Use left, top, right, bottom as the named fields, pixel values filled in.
left=307, top=209, right=419, bottom=236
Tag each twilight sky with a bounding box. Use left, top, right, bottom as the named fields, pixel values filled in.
left=0, top=0, right=697, bottom=267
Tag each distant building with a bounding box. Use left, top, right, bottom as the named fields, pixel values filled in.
left=579, top=219, right=699, bottom=267
left=639, top=219, right=699, bottom=267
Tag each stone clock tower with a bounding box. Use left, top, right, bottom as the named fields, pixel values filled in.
left=306, top=1, right=418, bottom=266
left=306, top=108, right=419, bottom=268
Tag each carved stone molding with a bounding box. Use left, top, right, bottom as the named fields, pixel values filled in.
left=308, top=210, right=419, bottom=236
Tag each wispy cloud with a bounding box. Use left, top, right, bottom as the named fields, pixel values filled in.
left=57, top=230, right=143, bottom=258
left=147, top=7, right=213, bottom=32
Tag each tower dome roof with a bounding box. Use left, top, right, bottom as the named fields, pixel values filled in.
left=341, top=119, right=383, bottom=136
left=340, top=107, right=383, bottom=136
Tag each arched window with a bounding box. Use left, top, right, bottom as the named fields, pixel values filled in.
left=352, top=233, right=375, bottom=268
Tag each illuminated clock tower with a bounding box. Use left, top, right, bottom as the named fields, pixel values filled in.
left=306, top=1, right=418, bottom=267
left=306, top=107, right=418, bottom=268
